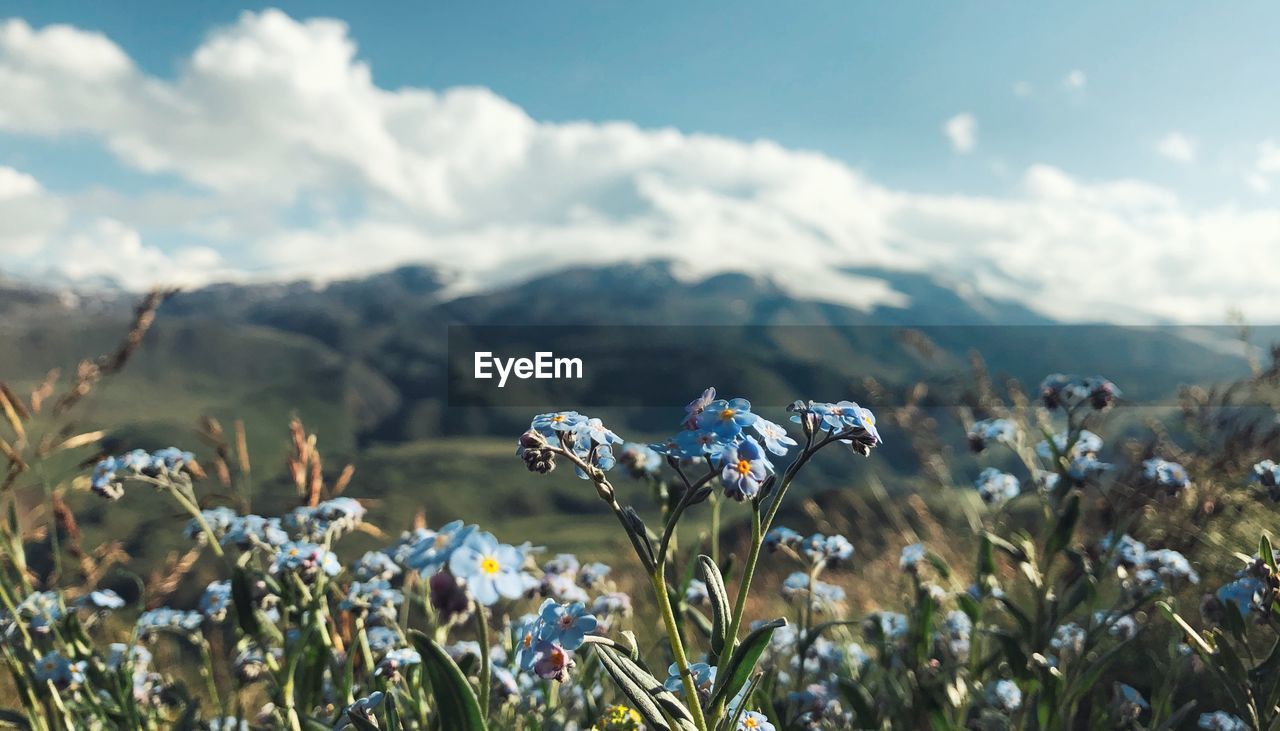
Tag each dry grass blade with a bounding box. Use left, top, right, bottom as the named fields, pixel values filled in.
left=49, top=430, right=106, bottom=454
left=332, top=464, right=355, bottom=495
left=28, top=370, right=58, bottom=415
left=0, top=387, right=27, bottom=444
left=147, top=546, right=203, bottom=609
left=234, top=420, right=250, bottom=474
left=0, top=434, right=27, bottom=471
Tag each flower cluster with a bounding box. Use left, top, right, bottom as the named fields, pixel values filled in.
left=967, top=417, right=1017, bottom=453
left=1142, top=457, right=1192, bottom=494
left=515, top=599, right=598, bottom=682
left=90, top=447, right=195, bottom=499
left=1039, top=374, right=1121, bottom=411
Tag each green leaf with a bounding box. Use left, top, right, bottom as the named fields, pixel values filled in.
left=592, top=644, right=697, bottom=731
left=837, top=677, right=880, bottom=728
left=696, top=554, right=732, bottom=664
left=708, top=617, right=786, bottom=710
left=409, top=630, right=488, bottom=731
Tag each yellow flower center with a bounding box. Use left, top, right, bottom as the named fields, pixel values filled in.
left=480, top=557, right=501, bottom=575
left=551, top=415, right=565, bottom=423
left=720, top=408, right=735, bottom=420
left=744, top=718, right=759, bottom=729
left=735, top=459, right=752, bottom=475
left=289, top=548, right=300, bottom=557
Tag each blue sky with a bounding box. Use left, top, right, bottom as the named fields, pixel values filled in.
left=1, top=3, right=1278, bottom=321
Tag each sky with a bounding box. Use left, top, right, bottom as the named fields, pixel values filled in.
left=1, top=2, right=1279, bottom=323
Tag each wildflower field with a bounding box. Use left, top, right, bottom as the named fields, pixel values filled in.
left=3, top=297, right=1280, bottom=731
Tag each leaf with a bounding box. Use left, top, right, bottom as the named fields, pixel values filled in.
left=696, top=554, right=732, bottom=664
left=837, top=677, right=880, bottom=728
left=708, top=617, right=786, bottom=710
left=409, top=630, right=488, bottom=731
left=620, top=506, right=657, bottom=571
left=593, top=644, right=697, bottom=731
left=983, top=531, right=1028, bottom=563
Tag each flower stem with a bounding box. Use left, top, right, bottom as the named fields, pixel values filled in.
left=475, top=601, right=491, bottom=720
left=650, top=567, right=708, bottom=731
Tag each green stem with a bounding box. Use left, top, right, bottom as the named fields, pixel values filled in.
left=710, top=494, right=721, bottom=565
left=476, top=602, right=491, bottom=720
left=651, top=568, right=708, bottom=731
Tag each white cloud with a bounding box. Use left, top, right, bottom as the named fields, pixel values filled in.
left=943, top=113, right=977, bottom=154
left=1064, top=69, right=1087, bottom=89
left=1, top=12, right=1279, bottom=323
left=1155, top=132, right=1197, bottom=163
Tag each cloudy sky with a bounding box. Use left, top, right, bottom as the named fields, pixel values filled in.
left=1, top=2, right=1278, bottom=322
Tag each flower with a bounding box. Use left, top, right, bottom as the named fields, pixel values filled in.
left=536, top=599, right=598, bottom=650
left=1199, top=711, right=1249, bottom=731
left=596, top=705, right=645, bottom=730
left=899, top=543, right=927, bottom=572
left=737, top=711, right=775, bottom=731
left=698, top=398, right=758, bottom=437
left=16, top=591, right=63, bottom=634
left=664, top=662, right=717, bottom=700
left=33, top=652, right=86, bottom=690
left=271, top=541, right=342, bottom=578
left=719, top=436, right=772, bottom=501
left=1050, top=623, right=1086, bottom=657
left=685, top=580, right=709, bottom=606
left=751, top=417, right=797, bottom=456
left=967, top=418, right=1017, bottom=453
left=683, top=387, right=718, bottom=430
left=1040, top=374, right=1119, bottom=411
left=400, top=520, right=475, bottom=576
left=1113, top=683, right=1149, bottom=720
left=200, top=581, right=233, bottom=622
left=532, top=411, right=587, bottom=436
left=781, top=573, right=846, bottom=606
left=575, top=417, right=623, bottom=447
left=449, top=531, right=528, bottom=606
left=942, top=610, right=973, bottom=656
left=764, top=526, right=803, bottom=552
left=1143, top=548, right=1199, bottom=585
left=974, top=468, right=1020, bottom=506
left=1143, top=458, right=1191, bottom=493
left=78, top=589, right=125, bottom=611
left=1253, top=459, right=1280, bottom=498
left=578, top=562, right=611, bottom=588
left=1101, top=533, right=1147, bottom=567
left=1036, top=430, right=1104, bottom=461
left=376, top=647, right=421, bottom=678
left=618, top=442, right=663, bottom=478
left=987, top=679, right=1022, bottom=712
left=865, top=612, right=908, bottom=641
left=340, top=580, right=404, bottom=618
left=800, top=533, right=854, bottom=564
left=352, top=551, right=402, bottom=582
left=1216, top=577, right=1265, bottom=618
left=137, top=607, right=204, bottom=635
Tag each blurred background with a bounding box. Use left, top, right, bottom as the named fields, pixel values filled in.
left=1, top=2, right=1279, bottom=612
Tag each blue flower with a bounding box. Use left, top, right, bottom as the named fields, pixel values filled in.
left=685, top=580, right=709, bottom=606
left=1253, top=459, right=1280, bottom=492
left=199, top=581, right=233, bottom=622
left=449, top=531, right=528, bottom=606
left=575, top=417, right=623, bottom=446
left=78, top=589, right=125, bottom=611
left=899, top=543, right=927, bottom=572
left=943, top=610, right=972, bottom=656
left=1144, top=458, right=1191, bottom=493
left=663, top=662, right=717, bottom=699
left=341, top=580, right=404, bottom=618
left=1050, top=622, right=1085, bottom=657
left=531, top=411, right=587, bottom=437
left=751, top=417, right=797, bottom=456
left=400, top=520, right=476, bottom=576
left=618, top=443, right=663, bottom=478
left=682, top=387, right=718, bottom=430
left=1216, top=577, right=1264, bottom=618
left=1143, top=549, right=1199, bottom=585
left=1040, top=374, right=1120, bottom=411
left=1199, top=711, right=1249, bottom=731
left=536, top=599, right=598, bottom=651
left=698, top=398, right=758, bottom=438
left=366, top=626, right=402, bottom=654
left=376, top=647, right=421, bottom=678
left=782, top=573, right=846, bottom=606
left=352, top=551, right=402, bottom=582
left=737, top=711, right=775, bottom=731
left=719, top=436, right=771, bottom=501
left=967, top=418, right=1017, bottom=453
left=800, top=533, right=854, bottom=564
left=33, top=652, right=86, bottom=690
left=865, top=611, right=908, bottom=641
left=271, top=541, right=342, bottom=577
left=15, top=591, right=63, bottom=634
left=137, top=607, right=204, bottom=635
left=1101, top=533, right=1147, bottom=567
left=764, top=526, right=803, bottom=552
left=578, top=562, right=611, bottom=588
left=91, top=457, right=124, bottom=499
left=1036, top=430, right=1103, bottom=461
left=987, top=679, right=1022, bottom=712
left=974, top=468, right=1020, bottom=506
